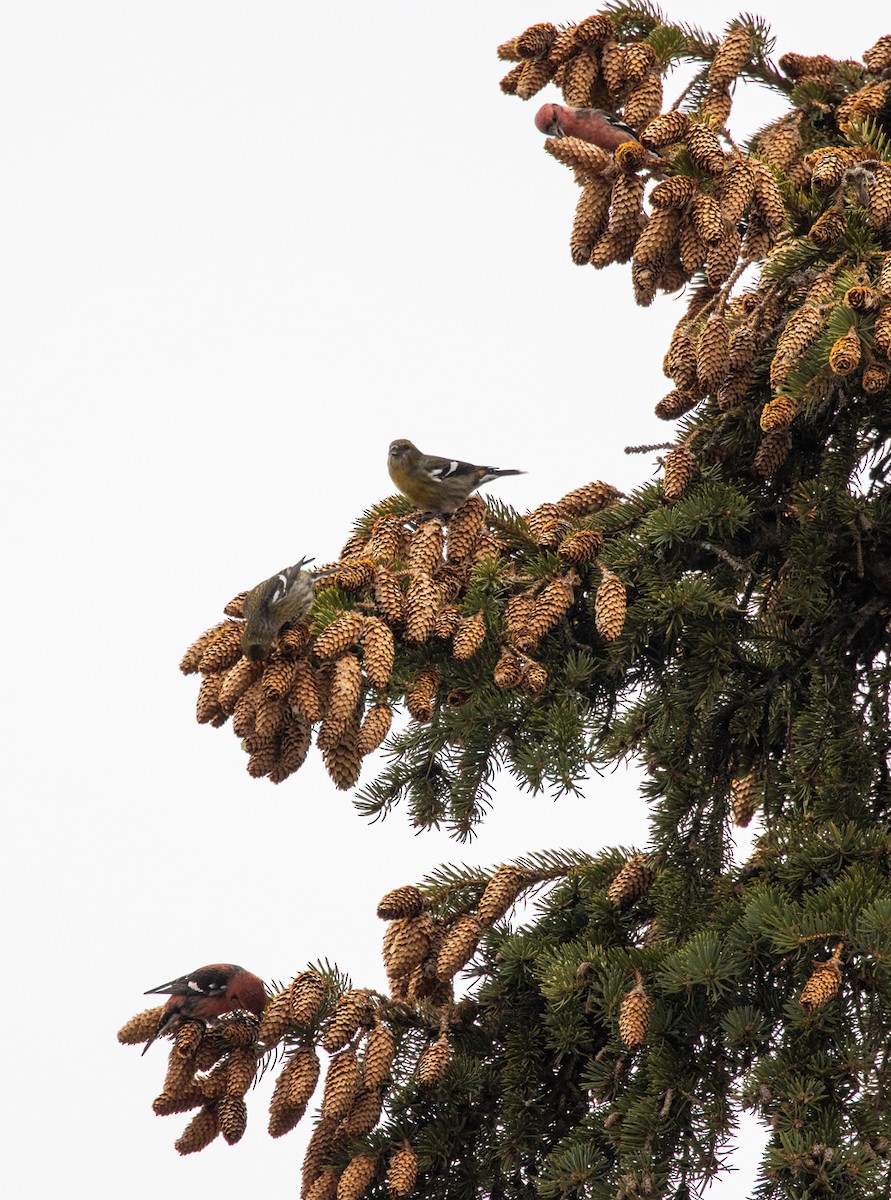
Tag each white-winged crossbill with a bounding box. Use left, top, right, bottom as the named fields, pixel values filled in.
left=387, top=438, right=524, bottom=516
left=534, top=103, right=639, bottom=151
left=141, top=963, right=266, bottom=1053
left=241, top=558, right=317, bottom=661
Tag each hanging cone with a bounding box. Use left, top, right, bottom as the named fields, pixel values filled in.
left=387, top=1140, right=419, bottom=1198
left=618, top=971, right=651, bottom=1047
left=416, top=1036, right=452, bottom=1087
left=377, top=884, right=425, bottom=920
left=799, top=944, right=843, bottom=1010
left=608, top=854, right=655, bottom=907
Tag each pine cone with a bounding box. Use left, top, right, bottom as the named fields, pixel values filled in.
left=687, top=122, right=726, bottom=176
left=809, top=209, right=846, bottom=248
left=663, top=446, right=696, bottom=501
left=446, top=495, right=487, bottom=561
left=595, top=571, right=627, bottom=640
left=196, top=671, right=225, bottom=725
left=760, top=395, right=798, bottom=432
left=494, top=648, right=523, bottom=689
left=709, top=26, right=753, bottom=87
left=559, top=51, right=599, bottom=107
left=321, top=722, right=363, bottom=790
left=544, top=135, right=611, bottom=177
left=416, top=1037, right=452, bottom=1087
left=828, top=328, right=861, bottom=375
left=406, top=666, right=441, bottom=722
left=574, top=13, right=614, bottom=46
left=558, top=529, right=604, bottom=565
left=477, top=864, right=527, bottom=924
left=219, top=1095, right=248, bottom=1145
left=717, top=161, right=755, bottom=224
left=117, top=1005, right=164, bottom=1045
left=623, top=71, right=663, bottom=128
left=651, top=175, right=696, bottom=209
left=359, top=617, right=395, bottom=687
left=556, top=480, right=619, bottom=516
left=696, top=314, right=730, bottom=390
left=799, top=946, right=843, bottom=1010
left=875, top=307, right=891, bottom=357
left=867, top=168, right=891, bottom=230
left=362, top=1023, right=396, bottom=1090
left=374, top=565, right=406, bottom=626
left=750, top=161, right=786, bottom=232
left=302, top=1119, right=341, bottom=1198
left=516, top=22, right=557, bottom=60
left=527, top=577, right=576, bottom=641
left=843, top=286, right=879, bottom=314
left=730, top=773, right=761, bottom=826
left=337, top=1087, right=383, bottom=1139
left=314, top=612, right=364, bottom=659
left=521, top=660, right=548, bottom=695
left=433, top=604, right=461, bottom=639
left=367, top=516, right=404, bottom=563
left=664, top=323, right=698, bottom=389
left=290, top=970, right=327, bottom=1026
left=753, top=430, right=792, bottom=476
left=706, top=226, right=741, bottom=286
left=405, top=571, right=440, bottom=643
left=384, top=915, right=435, bottom=981
left=322, top=989, right=374, bottom=1053
left=175, top=1105, right=219, bottom=1155
left=219, top=657, right=263, bottom=712
left=570, top=181, right=612, bottom=264
left=453, top=611, right=487, bottom=660
left=862, top=362, right=890, bottom=394
left=641, top=110, right=691, bottom=148
left=377, top=884, right=425, bottom=920
left=336, top=1154, right=378, bottom=1200
left=198, top=620, right=243, bottom=674
left=224, top=590, right=247, bottom=618
left=655, top=388, right=698, bottom=419
left=516, top=58, right=554, bottom=101
left=321, top=1049, right=361, bottom=1122
left=615, top=140, right=649, bottom=173
left=678, top=219, right=708, bottom=273
left=306, top=1172, right=341, bottom=1200
left=608, top=854, right=655, bottom=907
left=356, top=703, right=393, bottom=757
left=619, top=974, right=651, bottom=1047
left=387, top=1141, right=418, bottom=1199
left=880, top=255, right=891, bottom=302
left=408, top=520, right=445, bottom=574
left=863, top=34, right=891, bottom=72
left=225, top=1047, right=258, bottom=1097
left=434, top=914, right=482, bottom=980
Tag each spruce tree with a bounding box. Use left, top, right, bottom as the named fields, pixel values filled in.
left=119, top=7, right=891, bottom=1198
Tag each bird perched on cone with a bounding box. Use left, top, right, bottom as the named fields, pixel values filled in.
left=241, top=557, right=322, bottom=661
left=387, top=438, right=524, bottom=516
left=535, top=103, right=639, bottom=151
left=141, top=963, right=266, bottom=1054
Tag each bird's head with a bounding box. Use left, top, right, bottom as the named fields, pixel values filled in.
left=241, top=631, right=271, bottom=662
left=534, top=103, right=565, bottom=137
left=388, top=438, right=418, bottom=464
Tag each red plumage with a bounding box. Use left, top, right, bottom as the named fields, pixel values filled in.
left=141, top=963, right=266, bottom=1053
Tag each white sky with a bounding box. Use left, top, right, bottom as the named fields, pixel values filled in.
left=2, top=1, right=880, bottom=1195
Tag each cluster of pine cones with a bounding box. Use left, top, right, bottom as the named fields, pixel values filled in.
left=117, top=863, right=537, bottom=1193
left=118, top=851, right=846, bottom=1191
left=503, top=13, right=891, bottom=493
left=181, top=484, right=626, bottom=789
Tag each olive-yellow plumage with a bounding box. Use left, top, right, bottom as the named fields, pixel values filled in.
left=387, top=438, right=523, bottom=515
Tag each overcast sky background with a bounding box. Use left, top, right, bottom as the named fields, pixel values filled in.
left=2, top=1, right=882, bottom=1195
